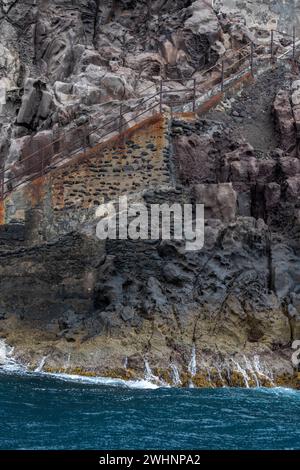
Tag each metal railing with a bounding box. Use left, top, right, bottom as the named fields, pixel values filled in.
left=0, top=90, right=161, bottom=200
left=0, top=28, right=299, bottom=202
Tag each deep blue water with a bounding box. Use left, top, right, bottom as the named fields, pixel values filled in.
left=0, top=372, right=299, bottom=450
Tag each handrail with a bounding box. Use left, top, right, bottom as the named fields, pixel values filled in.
left=272, top=29, right=295, bottom=39
left=0, top=98, right=161, bottom=199
left=0, top=91, right=161, bottom=178
left=0, top=43, right=256, bottom=183
left=0, top=27, right=299, bottom=202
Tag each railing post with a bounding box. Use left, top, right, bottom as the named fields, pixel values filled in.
left=193, top=78, right=196, bottom=112
left=119, top=103, right=123, bottom=135
left=41, top=152, right=44, bottom=177
left=63, top=128, right=67, bottom=158
left=293, top=25, right=296, bottom=62
left=250, top=42, right=254, bottom=77
left=83, top=125, right=87, bottom=154
left=88, top=115, right=91, bottom=142
left=0, top=168, right=3, bottom=202
left=159, top=80, right=163, bottom=114
left=270, top=29, right=274, bottom=62
left=221, top=60, right=224, bottom=92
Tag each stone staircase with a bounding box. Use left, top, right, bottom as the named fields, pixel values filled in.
left=3, top=114, right=173, bottom=242
left=0, top=29, right=299, bottom=242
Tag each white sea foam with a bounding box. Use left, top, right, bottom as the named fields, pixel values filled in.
left=44, top=372, right=160, bottom=390
left=34, top=356, right=47, bottom=373
left=170, top=363, right=181, bottom=386
left=231, top=359, right=250, bottom=388
left=144, top=359, right=170, bottom=387
left=0, top=339, right=292, bottom=391
left=188, top=344, right=197, bottom=377
left=0, top=339, right=25, bottom=373
left=0, top=339, right=162, bottom=388
left=144, top=359, right=156, bottom=382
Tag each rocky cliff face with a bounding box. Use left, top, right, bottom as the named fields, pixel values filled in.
left=0, top=0, right=220, bottom=172
left=1, top=0, right=297, bottom=168
left=0, top=1, right=300, bottom=387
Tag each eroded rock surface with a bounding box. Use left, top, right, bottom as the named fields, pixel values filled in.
left=1, top=0, right=294, bottom=171
left=0, top=2, right=300, bottom=387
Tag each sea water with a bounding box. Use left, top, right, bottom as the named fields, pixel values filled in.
left=0, top=371, right=299, bottom=450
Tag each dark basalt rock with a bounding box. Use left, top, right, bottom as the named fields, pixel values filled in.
left=0, top=2, right=300, bottom=383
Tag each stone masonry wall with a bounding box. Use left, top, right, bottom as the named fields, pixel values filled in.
left=2, top=114, right=172, bottom=241
left=51, top=115, right=171, bottom=210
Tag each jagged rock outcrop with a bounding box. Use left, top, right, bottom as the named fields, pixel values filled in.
left=273, top=89, right=297, bottom=153
left=193, top=183, right=237, bottom=221
left=16, top=78, right=53, bottom=131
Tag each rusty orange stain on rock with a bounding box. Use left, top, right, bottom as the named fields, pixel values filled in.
left=50, top=113, right=164, bottom=177
left=24, top=175, right=47, bottom=208
left=0, top=200, right=4, bottom=225
left=197, top=92, right=225, bottom=115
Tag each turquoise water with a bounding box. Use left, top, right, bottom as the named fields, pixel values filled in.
left=0, top=372, right=299, bottom=450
